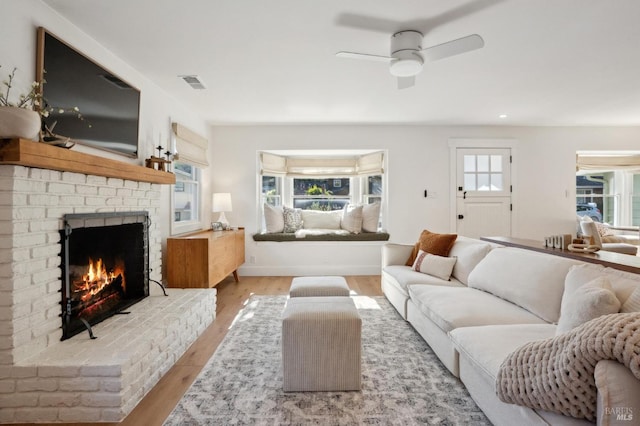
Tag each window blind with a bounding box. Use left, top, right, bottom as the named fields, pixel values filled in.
left=172, top=123, right=209, bottom=167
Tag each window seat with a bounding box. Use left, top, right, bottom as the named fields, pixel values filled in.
left=253, top=231, right=390, bottom=242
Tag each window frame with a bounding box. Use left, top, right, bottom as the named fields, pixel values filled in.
left=171, top=161, right=203, bottom=235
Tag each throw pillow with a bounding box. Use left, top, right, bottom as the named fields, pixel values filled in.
left=301, top=209, right=342, bottom=229
left=412, top=250, right=457, bottom=281
left=405, top=242, right=420, bottom=266
left=418, top=229, right=458, bottom=257
left=263, top=203, right=284, bottom=233
left=556, top=276, right=621, bottom=335
left=341, top=205, right=363, bottom=234
left=594, top=222, right=613, bottom=238
left=580, top=217, right=603, bottom=247
left=362, top=202, right=381, bottom=232
left=282, top=206, right=303, bottom=233
left=621, top=286, right=640, bottom=313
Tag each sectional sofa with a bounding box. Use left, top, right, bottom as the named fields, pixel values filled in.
left=381, top=236, right=640, bottom=426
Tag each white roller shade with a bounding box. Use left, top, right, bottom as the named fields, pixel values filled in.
left=172, top=123, right=209, bottom=167
left=357, top=152, right=384, bottom=175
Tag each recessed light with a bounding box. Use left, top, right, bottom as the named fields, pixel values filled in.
left=499, top=114, right=508, bottom=119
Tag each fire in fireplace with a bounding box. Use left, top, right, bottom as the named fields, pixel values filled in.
left=60, top=212, right=149, bottom=340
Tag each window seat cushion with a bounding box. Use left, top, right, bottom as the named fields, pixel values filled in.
left=253, top=231, right=390, bottom=242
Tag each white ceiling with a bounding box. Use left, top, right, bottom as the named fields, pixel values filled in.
left=42, top=0, right=640, bottom=126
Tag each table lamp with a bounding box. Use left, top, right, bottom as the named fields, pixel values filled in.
left=212, top=192, right=232, bottom=228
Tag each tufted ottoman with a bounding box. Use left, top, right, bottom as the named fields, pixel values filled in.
left=282, top=296, right=361, bottom=392
left=289, top=276, right=350, bottom=297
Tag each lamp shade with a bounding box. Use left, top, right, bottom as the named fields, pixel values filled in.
left=212, top=193, right=232, bottom=213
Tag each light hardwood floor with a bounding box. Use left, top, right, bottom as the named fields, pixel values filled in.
left=84, top=275, right=381, bottom=426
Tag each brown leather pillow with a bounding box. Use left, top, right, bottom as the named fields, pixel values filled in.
left=418, top=229, right=457, bottom=257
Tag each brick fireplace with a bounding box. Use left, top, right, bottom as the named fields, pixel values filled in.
left=0, top=143, right=216, bottom=423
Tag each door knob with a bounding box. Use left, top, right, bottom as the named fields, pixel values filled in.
left=458, top=214, right=464, bottom=220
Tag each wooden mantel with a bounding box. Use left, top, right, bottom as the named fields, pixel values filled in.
left=0, top=138, right=175, bottom=184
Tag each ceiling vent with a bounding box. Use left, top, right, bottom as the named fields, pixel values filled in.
left=179, top=75, right=206, bottom=90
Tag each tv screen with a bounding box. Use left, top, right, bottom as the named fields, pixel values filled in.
left=36, top=28, right=140, bottom=158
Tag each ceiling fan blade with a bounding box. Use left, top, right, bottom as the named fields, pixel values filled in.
left=421, top=34, right=484, bottom=62
left=336, top=51, right=393, bottom=63
left=397, top=76, right=415, bottom=90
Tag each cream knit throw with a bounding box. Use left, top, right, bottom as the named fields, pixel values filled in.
left=496, top=313, right=640, bottom=421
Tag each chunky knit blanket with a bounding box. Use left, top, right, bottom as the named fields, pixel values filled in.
left=496, top=313, right=640, bottom=421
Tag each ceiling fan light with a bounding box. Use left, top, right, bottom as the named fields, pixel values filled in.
left=390, top=57, right=423, bottom=77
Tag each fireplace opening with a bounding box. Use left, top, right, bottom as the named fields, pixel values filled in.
left=60, top=212, right=149, bottom=340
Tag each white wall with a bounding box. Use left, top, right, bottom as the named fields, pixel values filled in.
left=210, top=125, right=640, bottom=275
left=2, top=0, right=213, bottom=277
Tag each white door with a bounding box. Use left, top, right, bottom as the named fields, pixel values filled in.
left=455, top=149, right=512, bottom=239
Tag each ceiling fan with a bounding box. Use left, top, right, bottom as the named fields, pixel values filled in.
left=336, top=30, right=484, bottom=89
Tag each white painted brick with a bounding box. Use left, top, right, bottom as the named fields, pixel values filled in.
left=81, top=392, right=122, bottom=407
left=58, top=377, right=100, bottom=392
left=28, top=194, right=59, bottom=206
left=37, top=365, right=80, bottom=378
left=101, top=407, right=126, bottom=422
left=80, top=365, right=121, bottom=377
left=85, top=197, right=107, bottom=206
left=75, top=184, right=98, bottom=195
left=62, top=172, right=86, bottom=184
left=46, top=231, right=61, bottom=244
left=59, top=195, right=84, bottom=206
left=86, top=175, right=107, bottom=185
left=47, top=256, right=61, bottom=269
left=46, top=206, right=71, bottom=219
left=98, top=187, right=117, bottom=196
left=31, top=244, right=61, bottom=260
left=14, top=407, right=60, bottom=422
left=58, top=407, right=101, bottom=422
left=12, top=232, right=47, bottom=249
left=123, top=180, right=138, bottom=189
left=16, top=377, right=58, bottom=392
left=100, top=378, right=122, bottom=392
left=0, top=379, right=15, bottom=393
left=13, top=207, right=46, bottom=221
left=0, top=393, right=39, bottom=407
left=29, top=219, right=59, bottom=233
left=13, top=179, right=47, bottom=193
left=0, top=166, right=28, bottom=177
left=32, top=269, right=60, bottom=286
left=107, top=178, right=124, bottom=187
left=29, top=168, right=60, bottom=180
left=116, top=188, right=132, bottom=198
left=47, top=182, right=76, bottom=194
left=106, top=198, right=123, bottom=206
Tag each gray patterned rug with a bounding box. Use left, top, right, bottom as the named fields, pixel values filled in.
left=164, top=296, right=490, bottom=425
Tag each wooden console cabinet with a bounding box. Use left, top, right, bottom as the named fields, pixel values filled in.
left=166, top=228, right=245, bottom=288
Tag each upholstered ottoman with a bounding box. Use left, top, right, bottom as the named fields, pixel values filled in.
left=289, top=276, right=350, bottom=297
left=282, top=296, right=361, bottom=392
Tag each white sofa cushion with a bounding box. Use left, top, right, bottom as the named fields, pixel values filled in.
left=556, top=277, right=621, bottom=334
left=407, top=286, right=547, bottom=333
left=301, top=209, right=342, bottom=230
left=448, top=236, right=494, bottom=285
left=622, top=287, right=640, bottom=313
left=468, top=247, right=581, bottom=323
left=595, top=360, right=640, bottom=426
left=412, top=251, right=457, bottom=281
left=450, top=324, right=557, bottom=380
left=382, top=265, right=464, bottom=297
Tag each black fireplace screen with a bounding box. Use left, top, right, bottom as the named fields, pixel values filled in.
left=60, top=212, right=149, bottom=340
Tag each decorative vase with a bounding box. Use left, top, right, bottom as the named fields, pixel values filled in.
left=0, top=106, right=41, bottom=141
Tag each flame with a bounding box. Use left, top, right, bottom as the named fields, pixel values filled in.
left=76, top=258, right=125, bottom=302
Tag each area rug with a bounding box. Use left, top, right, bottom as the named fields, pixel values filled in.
left=164, top=296, right=490, bottom=425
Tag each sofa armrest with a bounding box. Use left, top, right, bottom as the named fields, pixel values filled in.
left=595, top=360, right=640, bottom=426
left=381, top=243, right=414, bottom=267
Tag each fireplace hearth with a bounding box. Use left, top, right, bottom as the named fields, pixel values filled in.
left=60, top=211, right=150, bottom=340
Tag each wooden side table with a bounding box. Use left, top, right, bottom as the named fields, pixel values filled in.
left=166, top=228, right=245, bottom=288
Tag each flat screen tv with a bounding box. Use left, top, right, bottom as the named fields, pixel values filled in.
left=36, top=27, right=140, bottom=158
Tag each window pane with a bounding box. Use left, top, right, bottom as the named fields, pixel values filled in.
left=490, top=173, right=503, bottom=191
left=262, top=176, right=280, bottom=206
left=174, top=162, right=200, bottom=223
left=477, top=173, right=490, bottom=190
left=368, top=175, right=382, bottom=195
left=293, top=178, right=350, bottom=196
left=477, top=155, right=489, bottom=172
left=464, top=155, right=475, bottom=172
left=491, top=155, right=502, bottom=172
left=464, top=173, right=476, bottom=190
